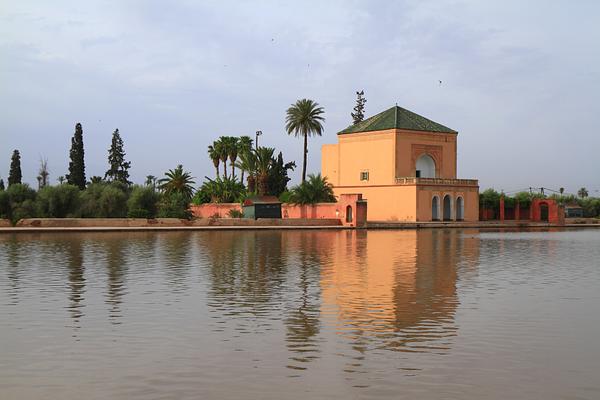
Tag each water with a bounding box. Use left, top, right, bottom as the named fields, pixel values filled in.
left=1, top=229, right=599, bottom=399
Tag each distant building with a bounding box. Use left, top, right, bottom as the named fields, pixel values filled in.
left=564, top=204, right=584, bottom=218
left=321, top=105, right=479, bottom=222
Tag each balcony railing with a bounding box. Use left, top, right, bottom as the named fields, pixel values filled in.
left=395, top=177, right=479, bottom=186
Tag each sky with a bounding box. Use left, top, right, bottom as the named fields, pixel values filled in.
left=1, top=0, right=599, bottom=195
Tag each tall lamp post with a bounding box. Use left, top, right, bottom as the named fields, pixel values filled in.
left=255, top=130, right=262, bottom=149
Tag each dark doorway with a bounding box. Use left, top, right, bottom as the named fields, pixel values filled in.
left=540, top=203, right=549, bottom=222
left=346, top=205, right=353, bottom=223
left=443, top=195, right=452, bottom=221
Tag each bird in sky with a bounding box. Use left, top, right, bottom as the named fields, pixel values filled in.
left=439, top=80, right=442, bottom=86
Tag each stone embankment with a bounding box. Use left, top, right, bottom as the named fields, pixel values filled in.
left=0, top=218, right=343, bottom=232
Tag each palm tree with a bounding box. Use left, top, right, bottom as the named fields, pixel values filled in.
left=235, top=150, right=257, bottom=192
left=215, top=137, right=229, bottom=179
left=228, top=137, right=239, bottom=179
left=285, top=98, right=325, bottom=183
left=237, top=136, right=253, bottom=183
left=207, top=144, right=220, bottom=178
left=289, top=173, right=336, bottom=205
left=578, top=187, right=589, bottom=199
left=255, top=147, right=274, bottom=196
left=158, top=164, right=195, bottom=200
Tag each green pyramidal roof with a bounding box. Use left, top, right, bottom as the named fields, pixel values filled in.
left=338, top=106, right=456, bottom=135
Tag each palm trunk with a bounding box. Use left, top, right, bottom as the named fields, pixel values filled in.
left=247, top=175, right=256, bottom=193
left=241, top=170, right=245, bottom=185
left=258, top=174, right=268, bottom=196
left=231, top=164, right=235, bottom=180
left=222, top=161, right=227, bottom=179
left=214, top=165, right=220, bottom=179
left=302, top=133, right=308, bottom=183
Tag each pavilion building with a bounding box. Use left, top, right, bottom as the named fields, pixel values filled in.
left=321, top=105, right=479, bottom=222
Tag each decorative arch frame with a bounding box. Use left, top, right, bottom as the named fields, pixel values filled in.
left=411, top=144, right=443, bottom=178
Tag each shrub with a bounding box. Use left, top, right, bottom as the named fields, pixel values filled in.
left=228, top=209, right=243, bottom=218
left=127, top=185, right=159, bottom=218
left=4, top=184, right=37, bottom=223
left=288, top=174, right=336, bottom=205
left=157, top=192, right=192, bottom=219
left=36, top=184, right=80, bottom=217
left=195, top=177, right=246, bottom=204
left=99, top=185, right=128, bottom=217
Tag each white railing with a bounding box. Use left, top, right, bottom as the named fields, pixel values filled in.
left=395, top=177, right=479, bottom=186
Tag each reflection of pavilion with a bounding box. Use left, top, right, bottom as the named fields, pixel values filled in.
left=321, top=229, right=479, bottom=352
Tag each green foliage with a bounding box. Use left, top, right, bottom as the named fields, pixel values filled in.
left=235, top=149, right=257, bottom=192
left=278, top=190, right=292, bottom=203
left=8, top=149, right=22, bottom=186
left=105, top=129, right=131, bottom=185
left=207, top=144, right=221, bottom=178
left=285, top=98, right=325, bottom=183
left=351, top=90, right=367, bottom=124
left=78, top=182, right=128, bottom=218
left=194, top=177, right=246, bottom=204
left=127, top=185, right=159, bottom=218
left=0, top=179, right=4, bottom=191
left=578, top=187, right=589, bottom=198
left=267, top=152, right=296, bottom=197
left=228, top=209, right=243, bottom=218
left=66, top=123, right=86, bottom=190
left=2, top=184, right=37, bottom=223
left=479, top=189, right=501, bottom=209
left=157, top=192, right=192, bottom=219
left=158, top=165, right=195, bottom=201
left=36, top=184, right=80, bottom=217
left=288, top=173, right=336, bottom=205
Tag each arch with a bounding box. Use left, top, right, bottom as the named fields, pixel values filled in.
left=443, top=195, right=452, bottom=221
left=416, top=154, right=436, bottom=178
left=432, top=196, right=440, bottom=221
left=346, top=205, right=353, bottom=223
left=456, top=196, right=464, bottom=221
left=540, top=202, right=549, bottom=222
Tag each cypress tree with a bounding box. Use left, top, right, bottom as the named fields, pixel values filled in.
left=8, top=149, right=22, bottom=186
left=66, top=123, right=86, bottom=189
left=105, top=129, right=131, bottom=185
left=0, top=179, right=5, bottom=191
left=351, top=90, right=367, bottom=125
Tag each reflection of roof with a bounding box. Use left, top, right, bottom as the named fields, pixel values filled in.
left=243, top=196, right=281, bottom=206
left=338, top=105, right=456, bottom=135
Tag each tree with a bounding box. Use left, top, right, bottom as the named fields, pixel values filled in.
left=66, top=123, right=86, bottom=189
left=145, top=175, right=157, bottom=189
left=37, top=157, right=50, bottom=189
left=0, top=179, right=4, bottom=191
left=127, top=185, right=159, bottom=218
left=285, top=99, right=325, bottom=183
left=351, top=90, right=367, bottom=124
left=235, top=149, right=257, bottom=192
left=237, top=136, right=253, bottom=184
left=89, top=176, right=104, bottom=185
left=105, top=129, right=131, bottom=185
left=255, top=147, right=275, bottom=196
left=215, top=137, right=229, bottom=179
left=36, top=184, right=80, bottom=217
left=267, top=152, right=296, bottom=197
left=8, top=149, right=22, bottom=186
left=228, top=136, right=239, bottom=179
left=288, top=174, right=336, bottom=205
left=578, top=187, right=589, bottom=198
left=207, top=144, right=221, bottom=179
left=158, top=165, right=195, bottom=201
left=57, top=176, right=65, bottom=185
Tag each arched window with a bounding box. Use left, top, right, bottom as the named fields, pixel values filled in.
left=416, top=154, right=436, bottom=178
left=432, top=196, right=440, bottom=221
left=346, top=205, right=353, bottom=223
left=443, top=195, right=452, bottom=221
left=456, top=196, right=464, bottom=221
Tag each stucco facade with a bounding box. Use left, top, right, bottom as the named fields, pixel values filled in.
left=321, top=106, right=479, bottom=222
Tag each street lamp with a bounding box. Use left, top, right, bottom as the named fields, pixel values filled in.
left=255, top=130, right=262, bottom=149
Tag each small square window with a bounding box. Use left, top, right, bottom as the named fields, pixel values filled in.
left=360, top=171, right=369, bottom=181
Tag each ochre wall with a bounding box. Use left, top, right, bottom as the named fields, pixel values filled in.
left=415, top=186, right=479, bottom=222
left=321, top=144, right=339, bottom=185
left=395, top=130, right=457, bottom=179
left=333, top=185, right=417, bottom=221
left=335, top=129, right=396, bottom=186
